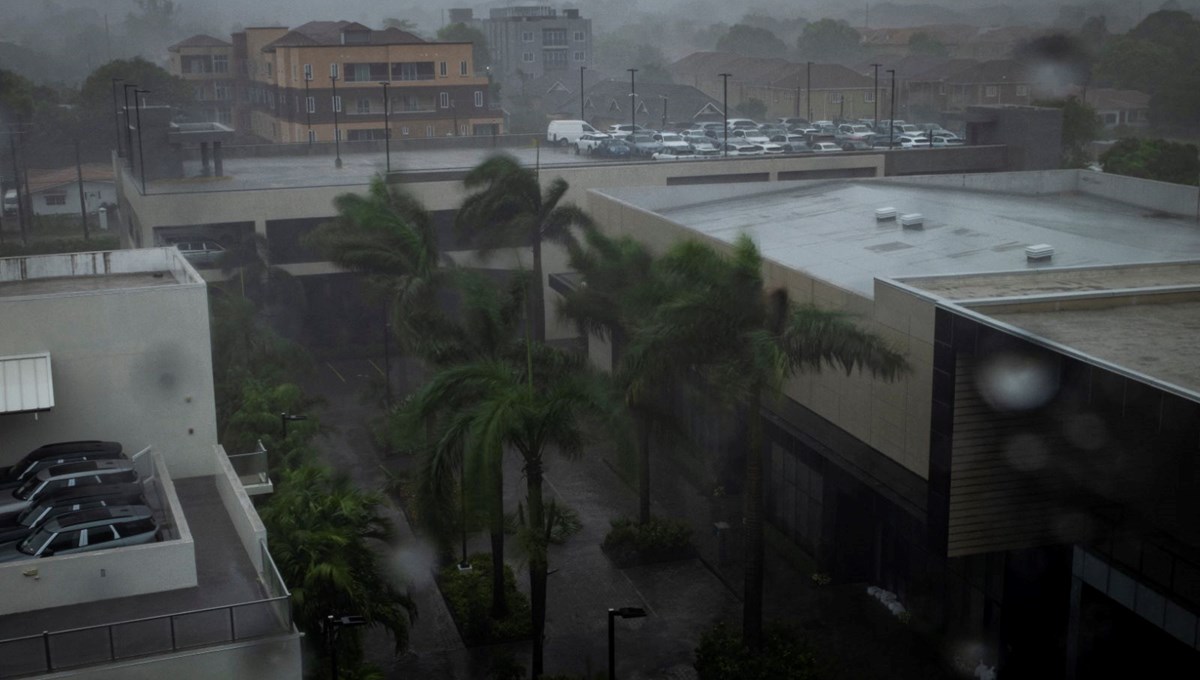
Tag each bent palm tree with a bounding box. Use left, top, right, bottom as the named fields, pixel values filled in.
left=404, top=348, right=625, bottom=677
left=456, top=153, right=591, bottom=342
left=626, top=235, right=908, bottom=649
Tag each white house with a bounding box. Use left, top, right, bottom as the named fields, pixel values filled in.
left=26, top=163, right=116, bottom=216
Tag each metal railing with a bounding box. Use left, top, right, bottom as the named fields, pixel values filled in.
left=226, top=440, right=269, bottom=485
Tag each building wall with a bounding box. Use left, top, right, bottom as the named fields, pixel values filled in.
left=479, top=14, right=592, bottom=81
left=0, top=250, right=219, bottom=480
left=31, top=181, right=116, bottom=216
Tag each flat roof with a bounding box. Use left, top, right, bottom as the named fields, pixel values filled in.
left=897, top=261, right=1200, bottom=300
left=600, top=179, right=1200, bottom=298
left=0, top=272, right=179, bottom=298
left=0, top=249, right=203, bottom=299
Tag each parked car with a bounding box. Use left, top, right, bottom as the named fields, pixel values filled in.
left=731, top=129, right=772, bottom=145
left=810, top=142, right=842, bottom=153
left=722, top=142, right=764, bottom=156
left=547, top=120, right=601, bottom=146
left=837, top=124, right=875, bottom=140
left=930, top=135, right=965, bottom=147
left=0, top=483, right=146, bottom=545
left=652, top=147, right=697, bottom=160
left=769, top=134, right=811, bottom=152
left=605, top=124, right=649, bottom=139
left=591, top=138, right=633, bottom=158
left=176, top=241, right=225, bottom=268
left=1, top=441, right=123, bottom=489
left=777, top=117, right=810, bottom=129
left=0, top=505, right=158, bottom=563
left=841, top=139, right=874, bottom=151
left=0, top=460, right=139, bottom=522
left=627, top=134, right=663, bottom=157
left=653, top=132, right=691, bottom=151
left=575, top=133, right=612, bottom=154
left=725, top=118, right=759, bottom=131
left=897, top=135, right=929, bottom=148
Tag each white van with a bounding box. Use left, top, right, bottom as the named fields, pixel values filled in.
left=546, top=120, right=599, bottom=146
left=2, top=189, right=16, bottom=216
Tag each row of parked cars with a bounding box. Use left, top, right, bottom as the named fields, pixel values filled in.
left=0, top=441, right=157, bottom=563
left=547, top=118, right=965, bottom=160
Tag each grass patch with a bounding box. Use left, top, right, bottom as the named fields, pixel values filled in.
left=601, top=516, right=694, bottom=568
left=438, top=552, right=532, bottom=646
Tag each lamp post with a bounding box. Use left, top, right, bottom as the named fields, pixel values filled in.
left=379, top=81, right=391, bottom=172
left=281, top=412, right=307, bottom=439
left=579, top=65, right=586, bottom=122
left=325, top=614, right=367, bottom=680
left=304, top=69, right=313, bottom=144
left=134, top=89, right=150, bottom=195
left=110, top=78, right=124, bottom=158
left=331, top=70, right=342, bottom=169
left=607, top=607, right=647, bottom=680
left=122, top=83, right=138, bottom=168
left=718, top=72, right=731, bottom=156
left=871, top=63, right=881, bottom=132
left=806, top=61, right=813, bottom=123
left=887, top=69, right=896, bottom=149
left=627, top=68, right=638, bottom=134
left=659, top=94, right=668, bottom=130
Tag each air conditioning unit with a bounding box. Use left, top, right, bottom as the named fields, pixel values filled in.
left=875, top=207, right=897, bottom=221
left=899, top=213, right=923, bottom=228
left=1025, top=244, right=1054, bottom=261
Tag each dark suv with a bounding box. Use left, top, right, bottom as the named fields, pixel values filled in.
left=0, top=441, right=124, bottom=490
left=0, top=505, right=158, bottom=563
left=0, top=460, right=139, bottom=522
left=0, top=482, right=146, bottom=544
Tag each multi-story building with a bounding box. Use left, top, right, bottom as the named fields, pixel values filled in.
left=167, top=34, right=236, bottom=126
left=452, top=6, right=592, bottom=83
left=171, top=21, right=502, bottom=143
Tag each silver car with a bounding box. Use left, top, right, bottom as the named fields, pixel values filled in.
left=0, top=460, right=139, bottom=522
left=0, top=505, right=158, bottom=563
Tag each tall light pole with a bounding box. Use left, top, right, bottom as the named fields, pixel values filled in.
left=627, top=68, right=638, bottom=133
left=608, top=607, right=647, bottom=680
left=331, top=69, right=342, bottom=169
left=134, top=89, right=150, bottom=195
left=304, top=68, right=313, bottom=143
left=379, top=81, right=391, bottom=172
left=122, top=83, right=138, bottom=168
left=659, top=94, right=668, bottom=130
left=718, top=72, right=731, bottom=157
left=110, top=77, right=124, bottom=158
left=806, top=61, right=813, bottom=123
left=281, top=412, right=307, bottom=439
left=871, top=63, right=881, bottom=132
left=579, top=65, right=586, bottom=122
left=887, top=69, right=896, bottom=149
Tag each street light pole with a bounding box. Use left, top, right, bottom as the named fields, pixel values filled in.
left=887, top=69, right=896, bottom=149
left=281, top=412, right=308, bottom=439
left=806, top=61, right=812, bottom=123
left=871, top=63, right=881, bottom=132
left=627, top=68, right=637, bottom=134
left=718, top=72, right=731, bottom=156
left=379, top=81, right=391, bottom=172
left=134, top=89, right=150, bottom=195
left=304, top=70, right=313, bottom=144
left=580, top=65, right=586, bottom=122
left=331, top=70, right=342, bottom=169
left=607, top=607, right=647, bottom=680
left=110, top=78, right=124, bottom=158
left=659, top=94, right=668, bottom=130
left=122, top=83, right=138, bottom=168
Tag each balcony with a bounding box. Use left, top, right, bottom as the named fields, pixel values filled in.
left=227, top=440, right=272, bottom=496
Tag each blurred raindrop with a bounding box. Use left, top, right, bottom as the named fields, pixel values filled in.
left=975, top=351, right=1058, bottom=412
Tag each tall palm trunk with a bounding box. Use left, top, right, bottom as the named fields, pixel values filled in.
left=490, top=452, right=508, bottom=618
left=530, top=234, right=546, bottom=343
left=525, top=455, right=548, bottom=677
left=637, top=411, right=652, bottom=524
left=741, top=387, right=765, bottom=650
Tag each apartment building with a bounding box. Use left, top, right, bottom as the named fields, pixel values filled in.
left=167, top=34, right=236, bottom=126
left=171, top=21, right=502, bottom=143
left=451, top=6, right=592, bottom=83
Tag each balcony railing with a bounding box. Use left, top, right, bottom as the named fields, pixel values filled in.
left=227, top=440, right=272, bottom=495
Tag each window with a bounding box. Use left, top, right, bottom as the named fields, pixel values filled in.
left=864, top=91, right=875, bottom=103
left=353, top=63, right=370, bottom=81
left=574, top=31, right=584, bottom=41
left=985, top=85, right=998, bottom=97
left=543, top=29, right=567, bottom=46
left=440, top=92, right=449, bottom=108
left=392, top=62, right=435, bottom=81
left=356, top=98, right=370, bottom=114
left=193, top=86, right=207, bottom=101
left=303, top=63, right=313, bottom=81
left=425, top=125, right=434, bottom=137
left=330, top=62, right=339, bottom=79
left=213, top=54, right=228, bottom=73
left=828, top=92, right=843, bottom=104
left=46, top=531, right=79, bottom=553
left=308, top=129, right=316, bottom=143
left=85, top=525, right=118, bottom=545
left=474, top=90, right=483, bottom=107
left=45, top=193, right=67, bottom=206
left=522, top=31, right=533, bottom=42
left=306, top=96, right=315, bottom=113
left=938, top=83, right=945, bottom=95
left=439, top=61, right=447, bottom=76
left=401, top=126, right=410, bottom=136
left=574, top=51, right=584, bottom=62
left=332, top=95, right=342, bottom=112
left=335, top=129, right=341, bottom=141
left=523, top=52, right=535, bottom=63
left=214, top=84, right=230, bottom=101
left=266, top=62, right=272, bottom=76
left=1016, top=85, right=1029, bottom=96
left=543, top=50, right=567, bottom=69
left=460, top=61, right=468, bottom=75
left=216, top=109, right=231, bottom=124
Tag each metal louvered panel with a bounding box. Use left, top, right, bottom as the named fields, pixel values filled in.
left=0, top=352, right=54, bottom=413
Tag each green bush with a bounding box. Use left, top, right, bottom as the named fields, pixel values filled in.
left=601, top=516, right=694, bottom=567
left=438, top=552, right=531, bottom=645
left=695, top=621, right=820, bottom=680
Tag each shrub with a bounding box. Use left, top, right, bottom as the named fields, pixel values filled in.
left=695, top=621, right=820, bottom=680
left=601, top=516, right=693, bottom=567
left=438, top=553, right=532, bottom=645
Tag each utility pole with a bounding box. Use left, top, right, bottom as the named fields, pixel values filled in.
left=331, top=67, right=342, bottom=168
left=8, top=130, right=27, bottom=245
left=806, top=62, right=813, bottom=123
left=304, top=67, right=313, bottom=143
left=580, top=65, right=586, bottom=122
left=871, top=63, right=881, bottom=132
left=111, top=78, right=124, bottom=158
left=719, top=72, right=731, bottom=156
left=122, top=83, right=138, bottom=168
left=887, top=69, right=896, bottom=149
left=379, top=81, right=391, bottom=172
left=627, top=68, right=638, bottom=134
left=135, top=89, right=150, bottom=195
left=75, top=140, right=88, bottom=239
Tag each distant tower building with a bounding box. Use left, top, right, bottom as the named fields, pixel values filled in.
left=453, top=6, right=592, bottom=83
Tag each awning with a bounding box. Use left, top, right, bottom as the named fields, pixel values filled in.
left=0, top=352, right=54, bottom=414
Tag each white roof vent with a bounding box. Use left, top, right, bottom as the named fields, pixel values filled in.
left=899, top=213, right=924, bottom=228
left=875, top=207, right=897, bottom=221
left=1026, top=244, right=1054, bottom=261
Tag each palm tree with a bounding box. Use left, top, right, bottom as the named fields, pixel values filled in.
left=404, top=348, right=625, bottom=677
left=306, top=174, right=451, bottom=358
left=261, top=464, right=416, bottom=673
left=456, top=153, right=591, bottom=342
left=559, top=224, right=676, bottom=525
left=625, top=235, right=908, bottom=649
